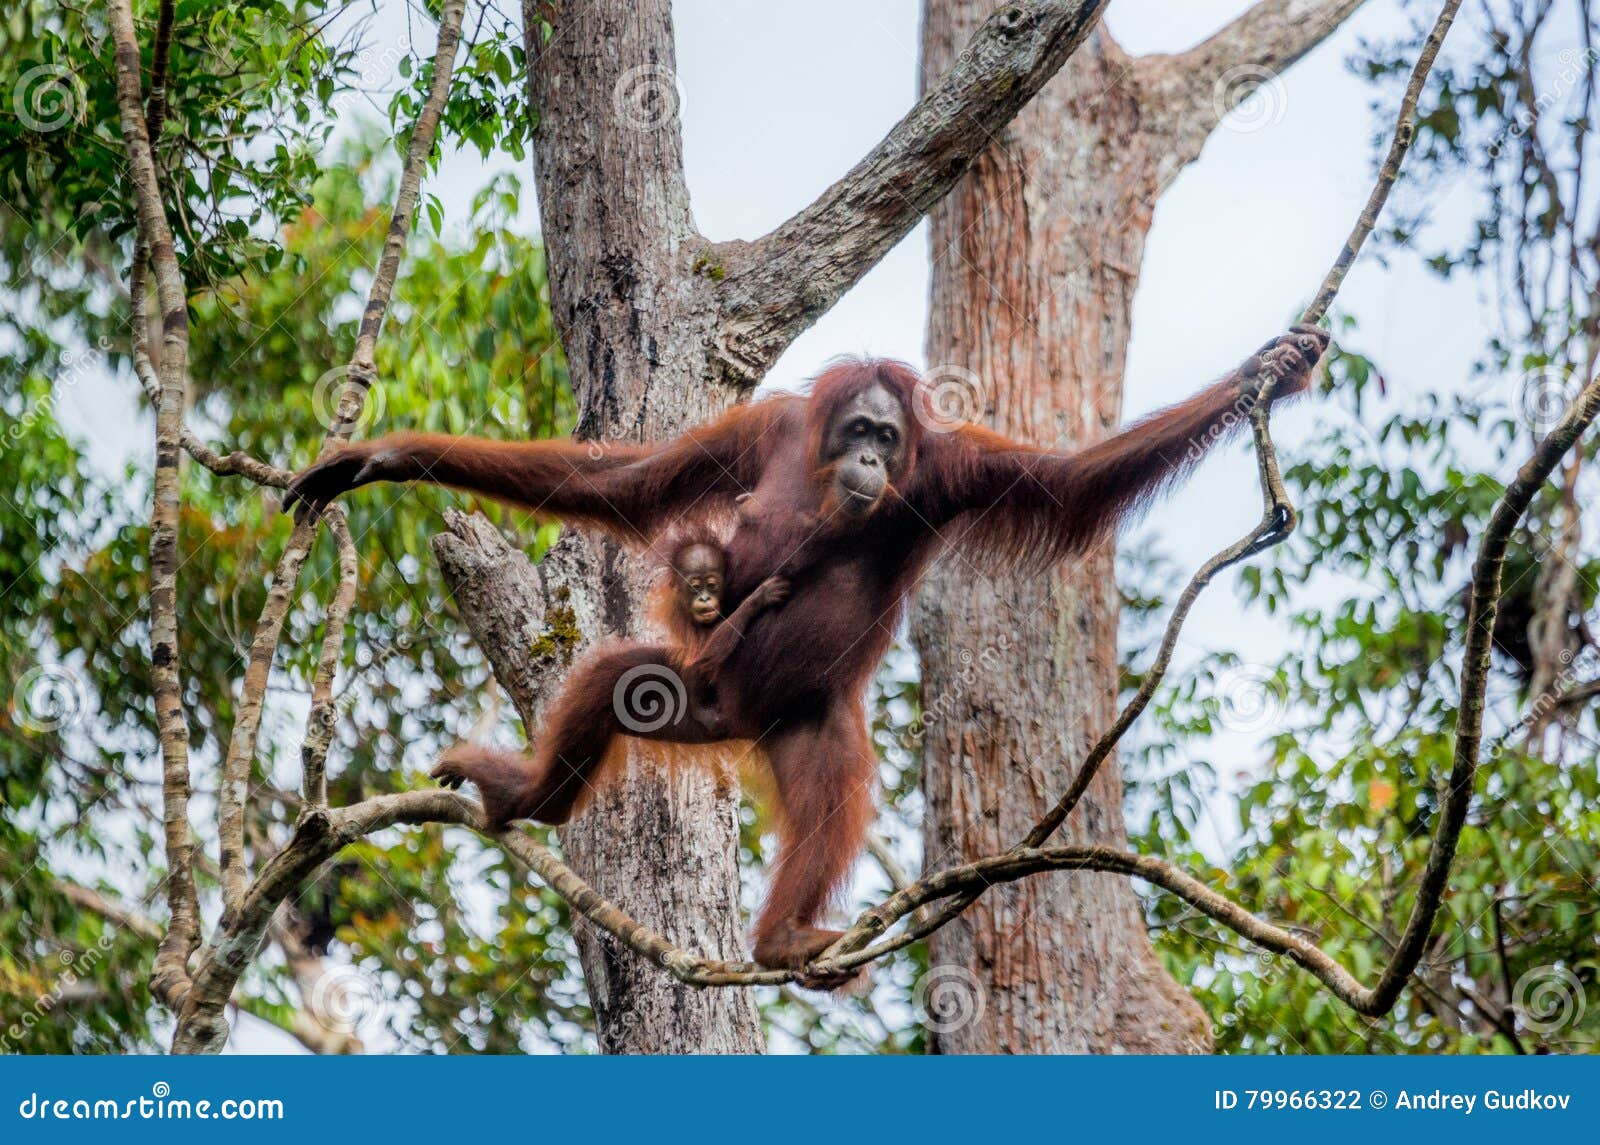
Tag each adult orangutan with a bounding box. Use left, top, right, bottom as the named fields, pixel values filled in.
left=287, top=325, right=1330, bottom=980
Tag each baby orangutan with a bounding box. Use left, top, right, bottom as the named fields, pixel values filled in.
left=662, top=529, right=790, bottom=737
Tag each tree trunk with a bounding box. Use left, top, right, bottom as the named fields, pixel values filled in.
left=913, top=13, right=1207, bottom=1055
left=512, top=0, right=762, bottom=1052
left=913, top=0, right=1367, bottom=1053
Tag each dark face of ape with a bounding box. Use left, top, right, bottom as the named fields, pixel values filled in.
left=821, top=383, right=908, bottom=518
left=674, top=542, right=726, bottom=627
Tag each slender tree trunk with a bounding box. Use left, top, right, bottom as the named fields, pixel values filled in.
left=913, top=0, right=1366, bottom=1053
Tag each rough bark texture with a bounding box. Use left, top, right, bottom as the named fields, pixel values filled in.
left=915, top=19, right=1206, bottom=1054
left=511, top=0, right=762, bottom=1053
left=913, top=0, right=1364, bottom=1054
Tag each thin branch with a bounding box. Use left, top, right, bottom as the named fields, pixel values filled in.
left=1302, top=0, right=1465, bottom=324
left=708, top=0, right=1110, bottom=387
left=109, top=0, right=200, bottom=1013
left=128, top=264, right=291, bottom=487
left=864, top=831, right=913, bottom=894
left=301, top=507, right=358, bottom=808
left=145, top=0, right=176, bottom=142
left=59, top=881, right=163, bottom=944
left=1362, top=358, right=1600, bottom=1015
left=1006, top=0, right=1464, bottom=862
left=213, top=0, right=466, bottom=919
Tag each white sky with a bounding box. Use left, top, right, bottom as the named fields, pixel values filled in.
left=53, top=0, right=1511, bottom=1051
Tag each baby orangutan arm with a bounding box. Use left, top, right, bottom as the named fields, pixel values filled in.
left=684, top=576, right=790, bottom=734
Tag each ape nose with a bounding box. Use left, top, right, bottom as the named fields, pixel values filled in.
left=857, top=452, right=879, bottom=467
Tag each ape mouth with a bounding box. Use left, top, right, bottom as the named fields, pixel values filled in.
left=838, top=486, right=881, bottom=516
left=691, top=601, right=721, bottom=625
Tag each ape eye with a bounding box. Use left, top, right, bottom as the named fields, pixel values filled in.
left=851, top=419, right=871, bottom=435
left=878, top=427, right=897, bottom=446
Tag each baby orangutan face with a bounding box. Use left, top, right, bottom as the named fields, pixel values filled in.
left=675, top=542, right=725, bottom=627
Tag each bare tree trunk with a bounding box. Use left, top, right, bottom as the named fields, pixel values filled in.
left=913, top=0, right=1365, bottom=1054
left=512, top=0, right=762, bottom=1053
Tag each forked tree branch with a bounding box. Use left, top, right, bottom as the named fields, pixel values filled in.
left=214, top=0, right=467, bottom=918
left=109, top=0, right=200, bottom=1012
left=166, top=0, right=467, bottom=1052
left=1136, top=0, right=1369, bottom=141
left=708, top=0, right=1110, bottom=387
left=129, top=258, right=292, bottom=487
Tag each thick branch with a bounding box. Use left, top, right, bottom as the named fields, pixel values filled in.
left=109, top=0, right=200, bottom=1013
left=1137, top=0, right=1369, bottom=140
left=709, top=0, right=1110, bottom=386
